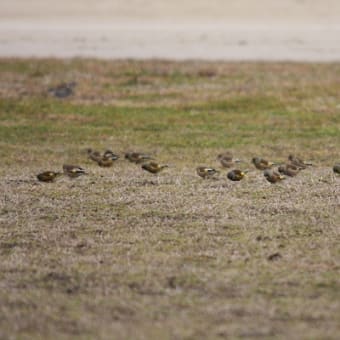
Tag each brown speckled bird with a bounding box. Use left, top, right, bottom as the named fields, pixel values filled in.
left=264, top=169, right=285, bottom=184
left=288, top=154, right=313, bottom=169
left=63, top=164, right=86, bottom=178
left=125, top=152, right=153, bottom=164
left=88, top=148, right=119, bottom=166
left=103, top=150, right=119, bottom=161
left=96, top=156, right=115, bottom=167
left=217, top=151, right=242, bottom=168
left=37, top=171, right=62, bottom=182
left=87, top=148, right=102, bottom=162
left=278, top=164, right=300, bottom=177
left=333, top=163, right=340, bottom=174
left=227, top=169, right=247, bottom=181
left=196, top=166, right=219, bottom=179
left=252, top=157, right=276, bottom=170
left=141, top=162, right=168, bottom=174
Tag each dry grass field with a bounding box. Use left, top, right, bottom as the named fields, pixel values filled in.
left=0, top=59, right=339, bottom=339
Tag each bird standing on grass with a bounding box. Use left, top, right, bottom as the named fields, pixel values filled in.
left=278, top=164, right=301, bottom=177
left=288, top=154, right=313, bottom=169
left=263, top=169, right=285, bottom=184
left=125, top=152, right=153, bottom=164
left=63, top=164, right=86, bottom=178
left=333, top=163, right=340, bottom=174
left=97, top=156, right=115, bottom=167
left=227, top=169, right=247, bottom=181
left=48, top=82, right=76, bottom=98
left=252, top=157, right=276, bottom=170
left=196, top=166, right=219, bottom=179
left=88, top=148, right=119, bottom=167
left=87, top=148, right=102, bottom=162
left=97, top=150, right=119, bottom=167
left=217, top=151, right=242, bottom=168
left=37, top=171, right=62, bottom=182
left=141, top=162, right=168, bottom=174
left=103, top=150, right=119, bottom=161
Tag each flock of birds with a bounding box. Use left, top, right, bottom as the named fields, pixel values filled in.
left=36, top=149, right=340, bottom=184
left=195, top=153, right=339, bottom=183
left=42, top=84, right=340, bottom=183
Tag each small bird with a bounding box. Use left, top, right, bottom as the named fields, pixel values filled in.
left=217, top=151, right=242, bottom=168
left=141, top=162, right=168, bottom=174
left=48, top=82, right=76, bottom=98
left=37, top=171, right=61, bottom=182
left=227, top=169, right=247, bottom=181
left=333, top=163, right=340, bottom=174
left=103, top=150, right=119, bottom=161
left=87, top=148, right=102, bottom=162
left=196, top=166, right=219, bottom=179
left=252, top=157, right=276, bottom=170
left=96, top=150, right=119, bottom=167
left=63, top=164, right=86, bottom=178
left=278, top=164, right=300, bottom=177
left=288, top=154, right=313, bottom=169
left=97, top=156, right=115, bottom=167
left=263, top=169, right=285, bottom=184
left=88, top=149, right=119, bottom=166
left=125, top=152, right=153, bottom=164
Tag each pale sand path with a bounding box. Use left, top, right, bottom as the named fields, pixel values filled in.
left=1, top=0, right=340, bottom=60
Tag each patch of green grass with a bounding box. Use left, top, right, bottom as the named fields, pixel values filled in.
left=1, top=93, right=338, bottom=152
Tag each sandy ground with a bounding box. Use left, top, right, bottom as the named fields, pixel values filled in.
left=1, top=0, right=340, bottom=60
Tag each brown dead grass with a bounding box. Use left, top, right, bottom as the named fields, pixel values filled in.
left=0, top=58, right=339, bottom=339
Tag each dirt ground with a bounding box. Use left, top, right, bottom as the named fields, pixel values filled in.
left=0, top=0, right=340, bottom=60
